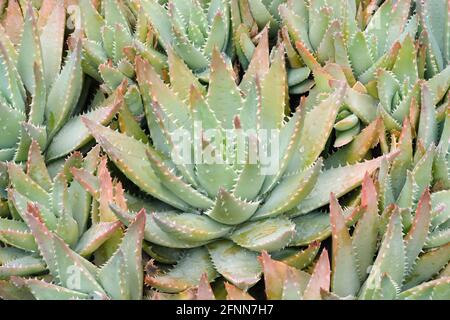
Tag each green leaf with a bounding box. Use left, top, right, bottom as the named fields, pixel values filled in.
left=0, top=103, right=25, bottom=149
left=145, top=247, right=217, bottom=293
left=352, top=174, right=380, bottom=282
left=259, top=46, right=286, bottom=130
left=417, top=83, right=437, bottom=149
left=360, top=209, right=405, bottom=298
left=83, top=119, right=189, bottom=211
left=110, top=206, right=209, bottom=249
left=230, top=218, right=295, bottom=252
left=152, top=211, right=231, bottom=242
left=13, top=278, right=89, bottom=300
left=303, top=249, right=331, bottom=300
left=271, top=241, right=321, bottom=270
left=207, top=49, right=242, bottom=129
left=79, top=0, right=104, bottom=43
left=46, top=92, right=123, bottom=161
left=253, top=159, right=322, bottom=219
left=297, top=154, right=392, bottom=215
left=330, top=194, right=360, bottom=297
left=404, top=244, right=450, bottom=290
left=0, top=255, right=46, bottom=279
left=287, top=85, right=346, bottom=172
left=259, top=251, right=311, bottom=300
left=98, top=210, right=145, bottom=300
left=45, top=40, right=83, bottom=139
left=404, top=190, right=432, bottom=273
left=208, top=240, right=262, bottom=290
left=40, top=2, right=65, bottom=89
left=17, top=4, right=43, bottom=93
left=397, top=278, right=450, bottom=300
left=75, top=221, right=122, bottom=257
left=0, top=218, right=37, bottom=252
left=206, top=188, right=259, bottom=225
left=146, top=150, right=213, bottom=210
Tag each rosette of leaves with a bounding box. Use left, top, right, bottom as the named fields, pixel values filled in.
left=78, top=0, right=164, bottom=116
left=0, top=141, right=135, bottom=280
left=0, top=1, right=83, bottom=162
left=0, top=203, right=146, bottom=300
left=79, top=0, right=237, bottom=77
left=0, top=0, right=123, bottom=165
left=230, top=0, right=284, bottom=66
left=279, top=0, right=420, bottom=146
left=82, top=28, right=393, bottom=293
left=157, top=172, right=450, bottom=300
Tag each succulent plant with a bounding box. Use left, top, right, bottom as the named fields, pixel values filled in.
left=140, top=0, right=234, bottom=79
left=0, top=0, right=448, bottom=301
left=281, top=0, right=450, bottom=148
left=80, top=26, right=396, bottom=294
left=0, top=203, right=145, bottom=300
left=281, top=0, right=416, bottom=84
left=0, top=1, right=81, bottom=162
left=154, top=171, right=450, bottom=300
left=78, top=0, right=155, bottom=117
left=0, top=141, right=126, bottom=277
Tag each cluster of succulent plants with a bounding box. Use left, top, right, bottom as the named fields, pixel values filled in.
left=0, top=0, right=448, bottom=300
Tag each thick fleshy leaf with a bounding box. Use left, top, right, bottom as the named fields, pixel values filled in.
left=12, top=277, right=89, bottom=300
left=145, top=248, right=217, bottom=293
left=8, top=163, right=49, bottom=208
left=26, top=140, right=52, bottom=192
left=0, top=255, right=46, bottom=279
left=254, top=159, right=322, bottom=220
left=303, top=249, right=331, bottom=300
left=288, top=85, right=346, bottom=171
left=75, top=221, right=123, bottom=257
left=207, top=49, right=242, bottom=129
left=208, top=240, right=262, bottom=290
left=404, top=190, right=432, bottom=273
left=40, top=1, right=65, bottom=89
left=111, top=206, right=209, bottom=249
left=230, top=218, right=296, bottom=252
left=258, top=251, right=310, bottom=300
left=207, top=188, right=259, bottom=225
left=259, top=45, right=286, bottom=130
left=404, top=244, right=450, bottom=290
left=98, top=210, right=145, bottom=300
left=397, top=278, right=450, bottom=300
left=352, top=174, right=380, bottom=282
left=83, top=118, right=189, bottom=210
left=417, top=83, right=437, bottom=149
left=272, top=242, right=321, bottom=270
left=290, top=211, right=331, bottom=246
left=360, top=209, right=405, bottom=299
left=146, top=150, right=213, bottom=210
left=196, top=273, right=215, bottom=300
left=25, top=204, right=104, bottom=295
left=46, top=87, right=124, bottom=161
left=297, top=154, right=394, bottom=215
left=152, top=211, right=231, bottom=242
left=45, top=40, right=83, bottom=139
left=330, top=194, right=360, bottom=297
left=325, top=118, right=383, bottom=169
left=225, top=282, right=255, bottom=300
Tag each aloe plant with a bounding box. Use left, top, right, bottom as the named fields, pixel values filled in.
left=0, top=1, right=124, bottom=163
left=0, top=203, right=145, bottom=300
left=0, top=141, right=126, bottom=277
left=80, top=26, right=396, bottom=293
left=154, top=172, right=450, bottom=300
left=280, top=0, right=450, bottom=147
left=0, top=0, right=447, bottom=301
left=0, top=1, right=82, bottom=162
